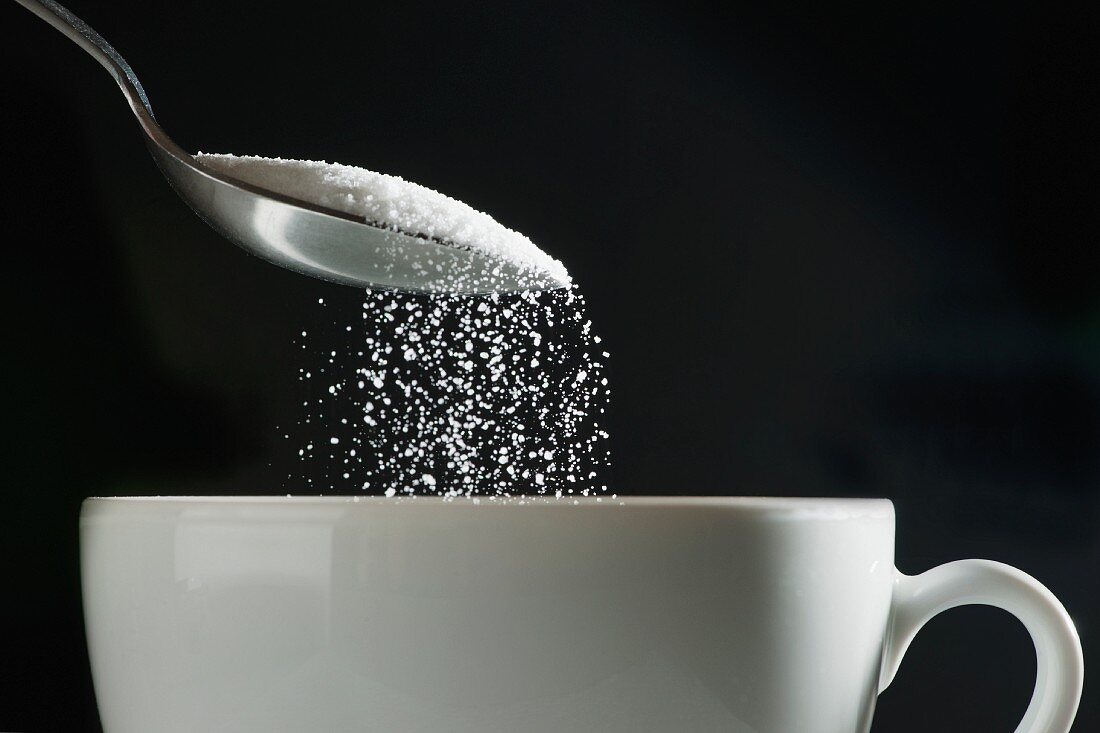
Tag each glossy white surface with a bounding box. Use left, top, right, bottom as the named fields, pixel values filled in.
left=881, top=560, right=1083, bottom=733
left=80, top=497, right=1081, bottom=733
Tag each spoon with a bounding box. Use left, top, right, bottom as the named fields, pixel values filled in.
left=14, top=0, right=565, bottom=294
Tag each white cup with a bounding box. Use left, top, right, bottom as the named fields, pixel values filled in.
left=81, top=496, right=1083, bottom=733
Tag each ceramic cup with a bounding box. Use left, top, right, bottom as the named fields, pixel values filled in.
left=80, top=496, right=1083, bottom=733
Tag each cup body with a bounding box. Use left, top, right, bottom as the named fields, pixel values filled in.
left=81, top=496, right=896, bottom=733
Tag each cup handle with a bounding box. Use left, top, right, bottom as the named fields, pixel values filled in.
left=879, top=560, right=1084, bottom=732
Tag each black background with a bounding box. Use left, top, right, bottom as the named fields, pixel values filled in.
left=1, top=1, right=1097, bottom=730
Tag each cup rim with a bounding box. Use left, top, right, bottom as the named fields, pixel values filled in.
left=82, top=495, right=894, bottom=518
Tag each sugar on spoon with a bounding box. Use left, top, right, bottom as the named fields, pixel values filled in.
left=14, top=0, right=570, bottom=294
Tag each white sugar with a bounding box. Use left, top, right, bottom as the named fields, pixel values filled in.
left=195, top=153, right=570, bottom=287
left=283, top=287, right=611, bottom=497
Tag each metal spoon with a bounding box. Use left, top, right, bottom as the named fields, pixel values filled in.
left=14, top=0, right=565, bottom=294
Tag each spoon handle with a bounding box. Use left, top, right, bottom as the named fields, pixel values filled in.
left=14, top=0, right=155, bottom=121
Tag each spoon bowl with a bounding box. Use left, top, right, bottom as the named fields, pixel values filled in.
left=15, top=0, right=565, bottom=294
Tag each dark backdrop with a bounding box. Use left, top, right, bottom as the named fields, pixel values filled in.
left=1, top=1, right=1096, bottom=730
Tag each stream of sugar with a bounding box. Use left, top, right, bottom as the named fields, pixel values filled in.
left=281, top=287, right=611, bottom=497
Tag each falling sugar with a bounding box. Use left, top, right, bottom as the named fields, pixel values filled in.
left=282, top=287, right=611, bottom=497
